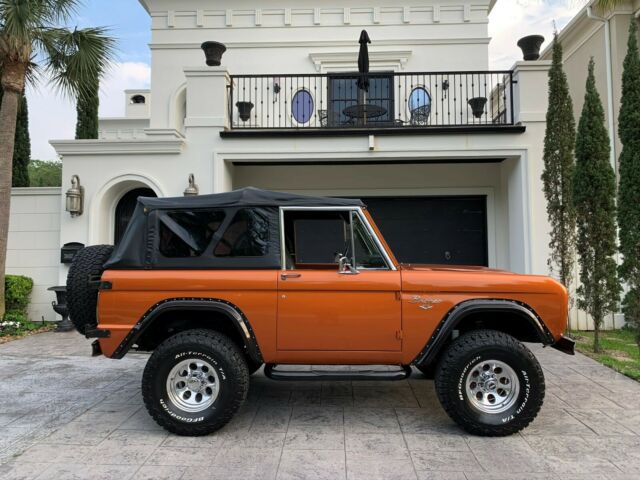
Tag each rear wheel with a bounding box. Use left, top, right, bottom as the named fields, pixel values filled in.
left=434, top=329, right=544, bottom=436
left=142, top=329, right=249, bottom=436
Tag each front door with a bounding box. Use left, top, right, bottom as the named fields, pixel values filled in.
left=277, top=209, right=401, bottom=352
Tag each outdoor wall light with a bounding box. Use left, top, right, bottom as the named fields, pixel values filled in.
left=184, top=173, right=199, bottom=196
left=65, top=175, right=84, bottom=217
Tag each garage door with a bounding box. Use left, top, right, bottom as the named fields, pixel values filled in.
left=361, top=196, right=488, bottom=266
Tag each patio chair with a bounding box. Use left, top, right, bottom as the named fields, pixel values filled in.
left=410, top=104, right=431, bottom=126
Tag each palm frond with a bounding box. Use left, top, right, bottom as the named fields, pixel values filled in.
left=36, top=25, right=116, bottom=99
left=593, top=0, right=626, bottom=13
left=0, top=0, right=83, bottom=62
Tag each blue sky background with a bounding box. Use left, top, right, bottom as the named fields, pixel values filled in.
left=75, top=0, right=151, bottom=63
left=27, top=0, right=586, bottom=160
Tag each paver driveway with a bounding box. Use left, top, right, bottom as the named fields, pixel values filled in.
left=0, top=332, right=639, bottom=480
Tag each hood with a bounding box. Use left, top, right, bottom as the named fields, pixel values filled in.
left=400, top=263, right=510, bottom=274
left=400, top=263, right=567, bottom=296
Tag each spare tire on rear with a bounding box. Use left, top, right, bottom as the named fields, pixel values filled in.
left=66, top=245, right=114, bottom=334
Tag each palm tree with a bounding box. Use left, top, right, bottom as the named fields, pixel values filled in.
left=0, top=1, right=115, bottom=318
left=594, top=0, right=626, bottom=11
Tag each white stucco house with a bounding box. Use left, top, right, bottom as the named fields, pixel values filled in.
left=10, top=0, right=603, bottom=329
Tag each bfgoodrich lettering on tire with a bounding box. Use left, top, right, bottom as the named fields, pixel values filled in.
left=142, top=329, right=249, bottom=436
left=434, top=329, right=544, bottom=436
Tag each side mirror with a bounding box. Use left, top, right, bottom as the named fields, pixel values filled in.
left=337, top=254, right=358, bottom=275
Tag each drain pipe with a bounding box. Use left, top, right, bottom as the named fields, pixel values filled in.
left=587, top=5, right=617, bottom=179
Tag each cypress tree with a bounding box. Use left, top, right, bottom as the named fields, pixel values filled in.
left=617, top=19, right=640, bottom=348
left=75, top=73, right=99, bottom=139
left=0, top=82, right=31, bottom=187
left=12, top=94, right=31, bottom=187
left=574, top=58, right=620, bottom=353
left=542, top=33, right=576, bottom=291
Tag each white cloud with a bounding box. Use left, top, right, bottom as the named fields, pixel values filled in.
left=489, top=0, right=586, bottom=69
left=26, top=62, right=150, bottom=160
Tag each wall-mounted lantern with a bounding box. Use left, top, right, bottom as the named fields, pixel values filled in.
left=65, top=175, right=84, bottom=217
left=184, top=173, right=199, bottom=196
left=442, top=79, right=450, bottom=99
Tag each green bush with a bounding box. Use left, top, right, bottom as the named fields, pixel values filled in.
left=4, top=275, right=34, bottom=315
left=2, top=311, right=28, bottom=324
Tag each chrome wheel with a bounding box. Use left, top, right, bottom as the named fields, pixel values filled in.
left=166, top=359, right=220, bottom=413
left=465, top=359, right=520, bottom=414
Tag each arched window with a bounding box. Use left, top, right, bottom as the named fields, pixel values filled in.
left=115, top=188, right=156, bottom=244
left=131, top=94, right=146, bottom=104
left=409, top=87, right=430, bottom=112
left=408, top=87, right=431, bottom=125
left=291, top=89, right=314, bottom=124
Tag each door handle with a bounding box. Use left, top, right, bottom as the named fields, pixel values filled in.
left=280, top=273, right=302, bottom=280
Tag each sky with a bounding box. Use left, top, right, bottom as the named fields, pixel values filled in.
left=26, top=0, right=586, bottom=161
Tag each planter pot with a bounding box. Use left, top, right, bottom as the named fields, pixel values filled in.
left=517, top=35, right=545, bottom=61
left=236, top=101, right=254, bottom=122
left=200, top=41, right=227, bottom=66
left=468, top=97, right=487, bottom=119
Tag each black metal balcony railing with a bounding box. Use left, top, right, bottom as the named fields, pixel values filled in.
left=227, top=71, right=514, bottom=131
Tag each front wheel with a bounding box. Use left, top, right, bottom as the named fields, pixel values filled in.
left=434, top=329, right=544, bottom=436
left=142, top=329, right=249, bottom=436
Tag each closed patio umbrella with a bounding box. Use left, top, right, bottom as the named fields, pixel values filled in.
left=357, top=30, right=371, bottom=92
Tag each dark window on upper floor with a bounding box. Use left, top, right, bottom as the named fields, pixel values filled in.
left=328, top=73, right=394, bottom=126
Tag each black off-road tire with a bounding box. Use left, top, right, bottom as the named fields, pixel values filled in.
left=434, top=329, right=545, bottom=436
left=66, top=244, right=114, bottom=334
left=142, top=329, right=249, bottom=436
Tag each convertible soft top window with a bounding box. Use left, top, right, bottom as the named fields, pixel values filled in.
left=103, top=187, right=363, bottom=270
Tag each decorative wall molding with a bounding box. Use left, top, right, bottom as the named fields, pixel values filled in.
left=149, top=4, right=490, bottom=30
left=308, top=50, right=413, bottom=72
left=149, top=37, right=490, bottom=51
left=50, top=138, right=185, bottom=156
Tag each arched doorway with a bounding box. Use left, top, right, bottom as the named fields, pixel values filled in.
left=114, top=188, right=156, bottom=244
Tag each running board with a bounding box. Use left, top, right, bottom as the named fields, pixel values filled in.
left=264, top=364, right=412, bottom=381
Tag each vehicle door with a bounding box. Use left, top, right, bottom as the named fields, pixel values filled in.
left=277, top=208, right=402, bottom=354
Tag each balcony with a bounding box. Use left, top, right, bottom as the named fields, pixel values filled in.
left=224, top=70, right=523, bottom=137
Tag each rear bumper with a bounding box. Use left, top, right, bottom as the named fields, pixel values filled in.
left=551, top=336, right=575, bottom=355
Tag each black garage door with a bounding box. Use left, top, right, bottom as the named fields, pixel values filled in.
left=361, top=196, right=488, bottom=266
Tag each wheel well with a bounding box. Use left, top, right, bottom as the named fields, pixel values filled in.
left=419, top=308, right=547, bottom=368
left=134, top=309, right=252, bottom=360
left=454, top=310, right=544, bottom=343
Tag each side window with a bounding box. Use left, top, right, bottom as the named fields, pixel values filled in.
left=281, top=210, right=387, bottom=270
left=159, top=210, right=226, bottom=258
left=214, top=209, right=269, bottom=257
left=294, top=217, right=347, bottom=264
left=351, top=213, right=387, bottom=269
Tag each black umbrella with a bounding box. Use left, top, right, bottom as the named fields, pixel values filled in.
left=357, top=30, right=371, bottom=92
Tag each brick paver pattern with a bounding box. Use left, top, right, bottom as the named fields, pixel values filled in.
left=0, top=332, right=639, bottom=479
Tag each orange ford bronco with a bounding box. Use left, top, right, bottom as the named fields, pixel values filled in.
left=66, top=188, right=574, bottom=437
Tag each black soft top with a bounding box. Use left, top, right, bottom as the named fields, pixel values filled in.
left=138, top=187, right=364, bottom=210
left=104, top=187, right=364, bottom=270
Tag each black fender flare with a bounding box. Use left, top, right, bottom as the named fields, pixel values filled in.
left=412, top=299, right=554, bottom=368
left=111, top=297, right=263, bottom=363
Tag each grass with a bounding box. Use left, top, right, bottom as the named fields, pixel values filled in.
left=571, top=329, right=640, bottom=382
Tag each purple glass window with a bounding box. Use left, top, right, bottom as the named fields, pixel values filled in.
left=292, top=89, right=314, bottom=124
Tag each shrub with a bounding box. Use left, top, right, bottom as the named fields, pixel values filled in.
left=4, top=275, right=34, bottom=315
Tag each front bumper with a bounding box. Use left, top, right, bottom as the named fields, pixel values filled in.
left=551, top=336, right=575, bottom=355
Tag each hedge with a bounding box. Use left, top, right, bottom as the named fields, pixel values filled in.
left=4, top=275, right=34, bottom=316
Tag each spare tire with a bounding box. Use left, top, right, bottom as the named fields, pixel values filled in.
left=66, top=245, right=114, bottom=334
